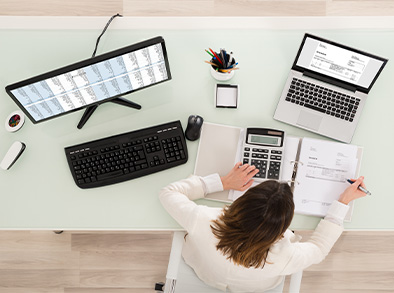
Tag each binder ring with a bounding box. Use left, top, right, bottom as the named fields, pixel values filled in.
left=290, top=160, right=304, bottom=166
left=287, top=180, right=300, bottom=185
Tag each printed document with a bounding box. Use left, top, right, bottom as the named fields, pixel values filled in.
left=293, top=138, right=358, bottom=216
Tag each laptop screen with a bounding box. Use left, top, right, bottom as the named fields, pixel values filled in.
left=293, top=34, right=387, bottom=93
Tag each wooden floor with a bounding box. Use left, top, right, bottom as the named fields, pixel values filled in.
left=0, top=231, right=173, bottom=293
left=1, top=1, right=394, bottom=292
left=0, top=230, right=393, bottom=292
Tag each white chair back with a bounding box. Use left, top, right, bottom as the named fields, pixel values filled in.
left=164, top=231, right=302, bottom=293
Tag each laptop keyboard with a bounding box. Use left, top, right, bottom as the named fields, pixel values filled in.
left=285, top=78, right=360, bottom=122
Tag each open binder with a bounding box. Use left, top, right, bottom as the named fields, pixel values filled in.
left=194, top=122, right=363, bottom=221
left=278, top=136, right=362, bottom=221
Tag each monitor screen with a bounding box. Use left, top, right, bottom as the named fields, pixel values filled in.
left=293, top=34, right=387, bottom=93
left=5, top=36, right=171, bottom=123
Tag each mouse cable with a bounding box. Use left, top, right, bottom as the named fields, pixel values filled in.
left=92, top=13, right=123, bottom=58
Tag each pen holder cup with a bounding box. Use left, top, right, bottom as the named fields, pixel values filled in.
left=210, top=55, right=236, bottom=81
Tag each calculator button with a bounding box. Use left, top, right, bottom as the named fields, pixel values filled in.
left=244, top=147, right=250, bottom=151
left=244, top=152, right=250, bottom=157
left=255, top=172, right=266, bottom=179
left=267, top=169, right=280, bottom=179
left=270, top=155, right=282, bottom=160
left=243, top=158, right=249, bottom=164
left=255, top=161, right=266, bottom=168
left=270, top=161, right=281, bottom=167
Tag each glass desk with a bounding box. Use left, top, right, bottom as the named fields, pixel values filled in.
left=0, top=17, right=393, bottom=230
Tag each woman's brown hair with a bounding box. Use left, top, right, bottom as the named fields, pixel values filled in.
left=210, top=180, right=294, bottom=269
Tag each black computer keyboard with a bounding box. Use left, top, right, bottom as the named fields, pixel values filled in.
left=285, top=77, right=360, bottom=122
left=65, top=120, right=188, bottom=189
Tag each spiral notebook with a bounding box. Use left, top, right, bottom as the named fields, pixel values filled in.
left=194, top=122, right=363, bottom=221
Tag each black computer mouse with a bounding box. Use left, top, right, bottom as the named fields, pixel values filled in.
left=185, top=115, right=204, bottom=141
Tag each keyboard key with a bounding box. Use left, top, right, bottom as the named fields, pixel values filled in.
left=304, top=103, right=326, bottom=113
left=97, top=170, right=124, bottom=181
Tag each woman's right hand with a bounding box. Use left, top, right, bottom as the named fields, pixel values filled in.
left=220, top=162, right=259, bottom=191
left=338, top=176, right=368, bottom=205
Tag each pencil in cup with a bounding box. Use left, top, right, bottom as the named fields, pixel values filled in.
left=210, top=52, right=236, bottom=72
left=219, top=67, right=239, bottom=73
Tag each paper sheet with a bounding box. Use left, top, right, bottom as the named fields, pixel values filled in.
left=194, top=122, right=242, bottom=202
left=216, top=86, right=238, bottom=107
left=293, top=138, right=358, bottom=217
left=228, top=128, right=246, bottom=201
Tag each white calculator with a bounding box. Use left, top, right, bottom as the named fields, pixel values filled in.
left=241, top=128, right=285, bottom=181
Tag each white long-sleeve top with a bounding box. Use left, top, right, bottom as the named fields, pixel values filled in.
left=159, top=174, right=349, bottom=292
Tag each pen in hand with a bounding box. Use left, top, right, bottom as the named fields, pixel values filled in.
left=347, top=179, right=371, bottom=195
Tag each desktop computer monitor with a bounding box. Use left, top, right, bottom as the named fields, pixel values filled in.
left=5, top=36, right=171, bottom=125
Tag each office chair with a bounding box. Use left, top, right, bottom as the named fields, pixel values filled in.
left=156, top=231, right=303, bottom=293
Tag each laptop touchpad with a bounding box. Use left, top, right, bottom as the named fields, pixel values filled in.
left=297, top=110, right=322, bottom=131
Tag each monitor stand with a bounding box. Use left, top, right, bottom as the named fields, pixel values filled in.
left=77, top=97, right=141, bottom=129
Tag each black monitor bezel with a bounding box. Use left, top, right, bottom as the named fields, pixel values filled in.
left=5, top=36, right=171, bottom=124
left=292, top=33, right=388, bottom=94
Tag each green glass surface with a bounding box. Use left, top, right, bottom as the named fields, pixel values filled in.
left=1, top=28, right=393, bottom=230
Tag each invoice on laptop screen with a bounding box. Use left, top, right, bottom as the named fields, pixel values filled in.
left=296, top=36, right=385, bottom=89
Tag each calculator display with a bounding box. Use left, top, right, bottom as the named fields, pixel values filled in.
left=249, top=135, right=280, bottom=146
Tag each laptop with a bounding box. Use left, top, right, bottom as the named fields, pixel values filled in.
left=274, top=33, right=388, bottom=143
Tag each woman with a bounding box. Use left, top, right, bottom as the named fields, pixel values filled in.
left=159, top=162, right=367, bottom=292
